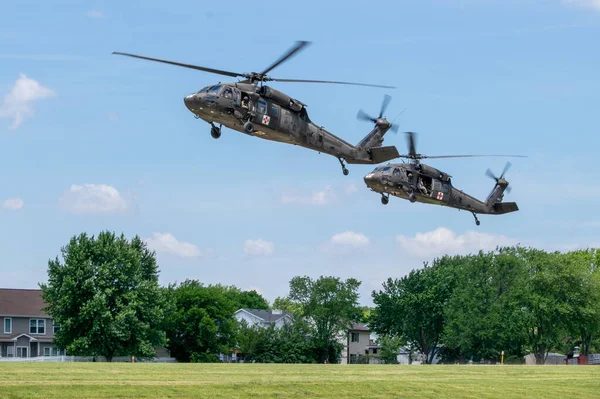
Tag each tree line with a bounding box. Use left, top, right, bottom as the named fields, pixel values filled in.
left=40, top=231, right=600, bottom=364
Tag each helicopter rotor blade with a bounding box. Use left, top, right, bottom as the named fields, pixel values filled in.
left=389, top=124, right=400, bottom=134
left=423, top=154, right=527, bottom=159
left=406, top=132, right=417, bottom=157
left=485, top=168, right=498, bottom=181
left=258, top=41, right=311, bottom=77
left=379, top=94, right=392, bottom=119
left=357, top=109, right=376, bottom=122
left=271, top=78, right=396, bottom=88
left=500, top=161, right=512, bottom=179
left=111, top=52, right=243, bottom=78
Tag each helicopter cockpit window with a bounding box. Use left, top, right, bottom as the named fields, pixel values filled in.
left=393, top=168, right=400, bottom=176
left=222, top=88, right=233, bottom=99
left=257, top=99, right=267, bottom=114
left=207, top=85, right=222, bottom=94
left=198, top=86, right=210, bottom=93
left=382, top=167, right=392, bottom=174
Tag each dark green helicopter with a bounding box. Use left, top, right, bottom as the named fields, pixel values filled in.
left=363, top=132, right=527, bottom=225
left=112, top=41, right=401, bottom=175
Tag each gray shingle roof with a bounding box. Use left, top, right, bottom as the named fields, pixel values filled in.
left=0, top=288, right=49, bottom=317
left=239, top=308, right=292, bottom=322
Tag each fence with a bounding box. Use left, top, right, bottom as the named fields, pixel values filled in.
left=0, top=355, right=177, bottom=363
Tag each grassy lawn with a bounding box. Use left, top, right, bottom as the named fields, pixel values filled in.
left=0, top=363, right=598, bottom=398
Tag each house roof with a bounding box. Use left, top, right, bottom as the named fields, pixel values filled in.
left=236, top=308, right=292, bottom=322
left=348, top=322, right=370, bottom=332
left=0, top=288, right=49, bottom=317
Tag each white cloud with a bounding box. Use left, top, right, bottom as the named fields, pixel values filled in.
left=244, top=239, right=275, bottom=256
left=59, top=184, right=128, bottom=214
left=562, top=0, right=600, bottom=11
left=1, top=198, right=23, bottom=210
left=0, top=73, right=55, bottom=129
left=280, top=185, right=335, bottom=205
left=322, top=231, right=370, bottom=255
left=144, top=232, right=202, bottom=258
left=330, top=231, right=370, bottom=248
left=396, top=227, right=518, bottom=259
left=86, top=9, right=104, bottom=19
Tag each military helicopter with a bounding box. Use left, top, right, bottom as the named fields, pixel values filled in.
left=112, top=41, right=401, bottom=175
left=363, top=132, right=527, bottom=225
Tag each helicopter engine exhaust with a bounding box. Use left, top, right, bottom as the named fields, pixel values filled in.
left=257, top=86, right=303, bottom=112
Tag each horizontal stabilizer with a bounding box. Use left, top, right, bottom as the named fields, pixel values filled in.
left=493, top=202, right=519, bottom=214
left=369, top=146, right=400, bottom=164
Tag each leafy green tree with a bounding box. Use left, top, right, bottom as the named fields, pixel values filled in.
left=237, top=315, right=317, bottom=363
left=370, top=256, right=458, bottom=364
left=165, top=280, right=238, bottom=362
left=443, top=249, right=529, bottom=362
left=378, top=335, right=404, bottom=364
left=40, top=231, right=167, bottom=362
left=288, top=275, right=361, bottom=363
left=224, top=286, right=269, bottom=310
left=271, top=296, right=302, bottom=314
left=559, top=249, right=600, bottom=357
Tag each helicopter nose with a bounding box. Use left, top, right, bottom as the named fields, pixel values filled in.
left=184, top=94, right=195, bottom=111
left=364, top=173, right=376, bottom=186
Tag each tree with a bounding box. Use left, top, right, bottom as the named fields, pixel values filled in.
left=558, top=249, right=600, bottom=357
left=288, top=276, right=361, bottom=363
left=40, top=231, right=167, bottom=362
left=378, top=335, right=404, bottom=364
left=164, top=280, right=239, bottom=362
left=271, top=296, right=302, bottom=314
left=237, top=315, right=317, bottom=363
left=224, top=286, right=269, bottom=310
left=370, top=256, right=458, bottom=364
left=442, top=249, right=529, bottom=362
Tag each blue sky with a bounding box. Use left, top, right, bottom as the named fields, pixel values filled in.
left=1, top=0, right=599, bottom=305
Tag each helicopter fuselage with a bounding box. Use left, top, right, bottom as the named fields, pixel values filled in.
left=183, top=82, right=399, bottom=171
left=363, top=162, right=518, bottom=216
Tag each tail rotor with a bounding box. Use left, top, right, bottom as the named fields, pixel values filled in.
left=486, top=161, right=512, bottom=194
left=356, top=94, right=400, bottom=133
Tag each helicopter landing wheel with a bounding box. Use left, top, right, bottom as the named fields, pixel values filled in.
left=381, top=195, right=389, bottom=205
left=471, top=212, right=480, bottom=226
left=243, top=121, right=254, bottom=134
left=408, top=193, right=416, bottom=203
left=210, top=126, right=221, bottom=139
left=338, top=158, right=349, bottom=176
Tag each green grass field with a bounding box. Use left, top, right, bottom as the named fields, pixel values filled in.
left=0, top=363, right=598, bottom=398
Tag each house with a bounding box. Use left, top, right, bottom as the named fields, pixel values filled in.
left=340, top=322, right=373, bottom=364
left=0, top=288, right=173, bottom=361
left=0, top=288, right=65, bottom=358
left=233, top=308, right=293, bottom=329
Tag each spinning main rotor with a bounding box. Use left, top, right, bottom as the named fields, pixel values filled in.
left=113, top=41, right=395, bottom=88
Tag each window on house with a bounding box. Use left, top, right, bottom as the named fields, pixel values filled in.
left=4, top=318, right=11, bottom=334
left=351, top=332, right=359, bottom=342
left=51, top=347, right=64, bottom=356
left=53, top=320, right=60, bottom=334
left=372, top=348, right=378, bottom=354
left=7, top=345, right=14, bottom=357
left=30, top=319, right=45, bottom=334
left=44, top=347, right=51, bottom=356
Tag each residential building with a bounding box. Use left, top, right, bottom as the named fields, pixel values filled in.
left=233, top=308, right=293, bottom=329
left=340, top=322, right=372, bottom=364
left=0, top=288, right=65, bottom=358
